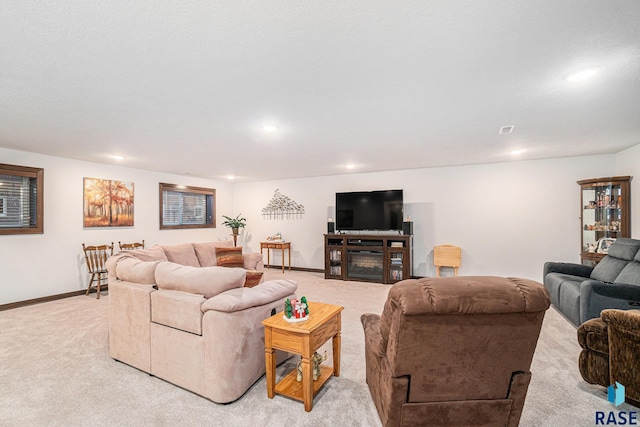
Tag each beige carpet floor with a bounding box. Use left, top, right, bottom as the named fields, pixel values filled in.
left=0, top=270, right=635, bottom=426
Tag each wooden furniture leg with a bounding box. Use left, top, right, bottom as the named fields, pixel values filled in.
left=333, top=314, right=341, bottom=377
left=281, top=246, right=285, bottom=273
left=301, top=356, right=313, bottom=412
left=288, top=246, right=291, bottom=271
left=265, top=328, right=276, bottom=398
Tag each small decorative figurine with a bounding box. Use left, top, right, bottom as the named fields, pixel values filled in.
left=283, top=296, right=309, bottom=322
left=296, top=351, right=328, bottom=381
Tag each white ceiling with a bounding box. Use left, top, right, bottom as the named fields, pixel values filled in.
left=1, top=1, right=639, bottom=182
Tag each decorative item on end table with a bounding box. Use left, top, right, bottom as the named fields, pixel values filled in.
left=284, top=296, right=309, bottom=322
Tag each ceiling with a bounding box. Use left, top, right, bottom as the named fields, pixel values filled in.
left=1, top=1, right=639, bottom=182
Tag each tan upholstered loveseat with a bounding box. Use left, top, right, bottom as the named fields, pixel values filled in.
left=106, top=241, right=297, bottom=403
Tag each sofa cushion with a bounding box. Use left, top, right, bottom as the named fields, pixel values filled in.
left=161, top=243, right=200, bottom=267
left=544, top=272, right=585, bottom=308
left=591, top=257, right=629, bottom=283
left=244, top=270, right=264, bottom=288
left=607, top=238, right=640, bottom=261
left=115, top=258, right=162, bottom=284
left=215, top=246, right=244, bottom=268
left=192, top=241, right=234, bottom=267
left=155, top=262, right=246, bottom=298
left=126, top=245, right=168, bottom=261
left=202, top=279, right=297, bottom=313
left=615, top=261, right=640, bottom=286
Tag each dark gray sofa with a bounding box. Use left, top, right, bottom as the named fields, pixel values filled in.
left=543, top=238, right=640, bottom=326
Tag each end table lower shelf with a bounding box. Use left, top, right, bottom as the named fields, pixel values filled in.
left=274, top=365, right=334, bottom=402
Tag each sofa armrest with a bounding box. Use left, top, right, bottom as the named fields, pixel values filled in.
left=243, top=252, right=264, bottom=271
left=544, top=261, right=593, bottom=279
left=580, top=280, right=640, bottom=324
left=602, top=309, right=640, bottom=331
left=201, top=279, right=297, bottom=313
left=361, top=313, right=385, bottom=358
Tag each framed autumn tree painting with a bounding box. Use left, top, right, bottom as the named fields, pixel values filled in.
left=83, top=178, right=134, bottom=227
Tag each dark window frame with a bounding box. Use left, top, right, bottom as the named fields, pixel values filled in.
left=159, top=183, right=216, bottom=230
left=0, top=163, right=44, bottom=235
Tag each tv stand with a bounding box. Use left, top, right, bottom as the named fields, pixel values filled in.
left=324, top=234, right=412, bottom=284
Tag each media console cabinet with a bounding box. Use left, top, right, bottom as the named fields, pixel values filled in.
left=324, top=234, right=412, bottom=284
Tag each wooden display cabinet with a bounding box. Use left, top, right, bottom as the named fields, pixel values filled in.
left=578, top=176, right=631, bottom=266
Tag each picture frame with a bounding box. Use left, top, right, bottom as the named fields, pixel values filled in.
left=596, top=237, right=616, bottom=254
left=83, top=177, right=134, bottom=227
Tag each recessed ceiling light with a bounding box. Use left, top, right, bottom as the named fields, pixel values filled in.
left=564, top=67, right=599, bottom=82
left=110, top=155, right=125, bottom=161
left=499, top=125, right=515, bottom=134
left=345, top=163, right=356, bottom=169
left=510, top=149, right=526, bottom=156
left=226, top=175, right=235, bottom=180
left=262, top=124, right=279, bottom=133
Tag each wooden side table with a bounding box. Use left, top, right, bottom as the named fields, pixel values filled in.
left=262, top=302, right=343, bottom=412
left=260, top=241, right=291, bottom=273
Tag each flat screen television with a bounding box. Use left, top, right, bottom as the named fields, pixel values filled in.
left=336, top=190, right=403, bottom=231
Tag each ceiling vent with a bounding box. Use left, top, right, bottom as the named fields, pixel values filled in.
left=499, top=125, right=515, bottom=134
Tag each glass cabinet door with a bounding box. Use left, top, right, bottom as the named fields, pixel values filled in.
left=578, top=176, right=631, bottom=265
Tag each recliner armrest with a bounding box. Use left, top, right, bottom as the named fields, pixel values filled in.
left=586, top=280, right=640, bottom=300
left=544, top=261, right=593, bottom=279
left=201, top=279, right=297, bottom=313
left=361, top=313, right=386, bottom=358
left=243, top=252, right=264, bottom=271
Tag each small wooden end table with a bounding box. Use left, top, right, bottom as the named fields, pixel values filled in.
left=262, top=302, right=343, bottom=412
left=260, top=241, right=291, bottom=273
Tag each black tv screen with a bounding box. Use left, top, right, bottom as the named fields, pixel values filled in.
left=336, top=190, right=403, bottom=231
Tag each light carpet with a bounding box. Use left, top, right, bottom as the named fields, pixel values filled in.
left=0, top=270, right=634, bottom=426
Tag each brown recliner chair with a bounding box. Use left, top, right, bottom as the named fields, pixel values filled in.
left=361, top=276, right=550, bottom=427
left=578, top=309, right=640, bottom=405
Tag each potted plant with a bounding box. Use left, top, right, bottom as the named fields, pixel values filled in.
left=222, top=214, right=247, bottom=245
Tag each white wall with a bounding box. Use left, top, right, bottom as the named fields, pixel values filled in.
left=0, top=148, right=234, bottom=305
left=615, top=143, right=640, bottom=238
left=0, top=147, right=623, bottom=305
left=233, top=155, right=615, bottom=282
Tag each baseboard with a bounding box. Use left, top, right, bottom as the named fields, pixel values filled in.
left=264, top=265, right=324, bottom=274
left=0, top=288, right=103, bottom=311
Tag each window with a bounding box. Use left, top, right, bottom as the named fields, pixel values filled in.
left=0, top=163, right=44, bottom=235
left=159, top=183, right=215, bottom=229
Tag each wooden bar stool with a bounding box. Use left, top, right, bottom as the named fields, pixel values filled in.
left=434, top=244, right=461, bottom=277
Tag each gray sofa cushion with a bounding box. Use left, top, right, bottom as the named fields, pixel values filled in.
left=544, top=273, right=585, bottom=307
left=591, top=257, right=630, bottom=283
left=591, top=239, right=640, bottom=283
left=615, top=261, right=640, bottom=285
left=607, top=238, right=640, bottom=260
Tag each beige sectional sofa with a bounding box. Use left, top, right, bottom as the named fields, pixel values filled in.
left=105, top=241, right=298, bottom=403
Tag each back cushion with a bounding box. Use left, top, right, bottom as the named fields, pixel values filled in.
left=161, top=243, right=200, bottom=267
left=155, top=262, right=246, bottom=298
left=215, top=246, right=244, bottom=268
left=591, top=257, right=629, bottom=283
left=115, top=258, right=161, bottom=284
left=126, top=245, right=167, bottom=262
left=607, top=238, right=640, bottom=260
left=192, top=241, right=234, bottom=267
left=615, top=262, right=640, bottom=286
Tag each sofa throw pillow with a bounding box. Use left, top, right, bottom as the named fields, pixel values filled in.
left=244, top=270, right=264, bottom=288
left=216, top=246, right=244, bottom=268
left=155, top=262, right=246, bottom=298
